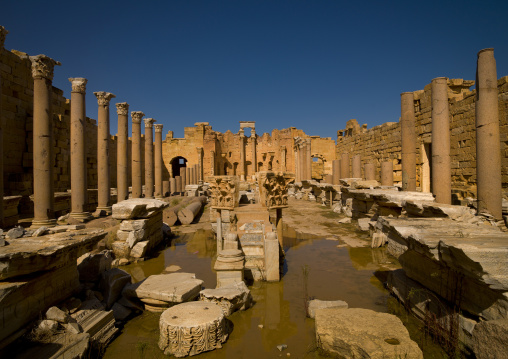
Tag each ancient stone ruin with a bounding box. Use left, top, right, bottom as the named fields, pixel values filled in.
left=0, top=24, right=507, bottom=358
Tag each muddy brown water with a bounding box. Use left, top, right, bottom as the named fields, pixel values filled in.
left=104, top=226, right=446, bottom=359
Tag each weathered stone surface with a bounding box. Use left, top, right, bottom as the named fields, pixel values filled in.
left=315, top=307, right=423, bottom=359
left=6, top=226, right=24, bottom=239
left=0, top=228, right=106, bottom=280
left=32, top=226, right=49, bottom=237
left=126, top=229, right=145, bottom=248
left=38, top=319, right=58, bottom=332
left=70, top=298, right=118, bottom=346
left=405, top=200, right=477, bottom=221
left=307, top=299, right=348, bottom=319
left=65, top=322, right=82, bottom=334
left=77, top=250, right=113, bottom=282
left=112, top=302, right=132, bottom=321
left=119, top=219, right=148, bottom=231
left=112, top=198, right=169, bottom=220
left=46, top=306, right=69, bottom=323
left=0, top=263, right=79, bottom=346
left=111, top=241, right=130, bottom=258
left=159, top=302, right=228, bottom=357
left=472, top=319, right=508, bottom=359
left=123, top=273, right=203, bottom=311
left=357, top=218, right=371, bottom=231
left=100, top=268, right=132, bottom=309
left=199, top=281, right=252, bottom=316
left=130, top=241, right=149, bottom=258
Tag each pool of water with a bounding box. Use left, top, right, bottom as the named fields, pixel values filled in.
left=103, top=227, right=437, bottom=359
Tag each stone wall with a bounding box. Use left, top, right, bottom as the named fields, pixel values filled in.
left=336, top=78, right=508, bottom=200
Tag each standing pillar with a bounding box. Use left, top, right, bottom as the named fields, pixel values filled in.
left=332, top=159, right=340, bottom=185
left=170, top=177, right=176, bottom=195
left=299, top=144, right=305, bottom=180
left=381, top=161, right=393, bottom=186
left=30, top=55, right=60, bottom=228
left=154, top=124, right=163, bottom=198
left=352, top=155, right=361, bottom=179
left=144, top=118, right=155, bottom=198
left=365, top=163, right=375, bottom=181
left=251, top=132, right=257, bottom=174
left=194, top=164, right=199, bottom=184
left=131, top=111, right=144, bottom=198
left=190, top=166, right=195, bottom=185
left=175, top=176, right=182, bottom=194
left=431, top=77, right=452, bottom=204
left=197, top=147, right=203, bottom=182
left=476, top=48, right=502, bottom=219
left=186, top=167, right=191, bottom=186
left=401, top=92, right=417, bottom=191
left=306, top=139, right=312, bottom=180
left=210, top=151, right=215, bottom=176
left=276, top=208, right=283, bottom=246
left=294, top=149, right=299, bottom=182
left=281, top=146, right=287, bottom=172
left=0, top=27, right=7, bottom=228
left=239, top=131, right=245, bottom=181
left=69, top=77, right=91, bottom=221
left=116, top=102, right=129, bottom=202
left=341, top=153, right=350, bottom=178
left=94, top=91, right=116, bottom=215
left=181, top=167, right=187, bottom=189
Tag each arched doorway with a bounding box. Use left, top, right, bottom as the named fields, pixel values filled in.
left=311, top=154, right=325, bottom=181
left=170, top=156, right=187, bottom=177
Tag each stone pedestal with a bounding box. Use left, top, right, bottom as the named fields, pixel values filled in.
left=365, top=163, right=375, bottom=181
left=159, top=302, right=228, bottom=357
left=144, top=118, right=156, bottom=198
left=431, top=77, right=451, bottom=204
left=30, top=55, right=60, bottom=228
left=264, top=232, right=279, bottom=281
left=381, top=161, right=393, bottom=186
left=94, top=91, right=116, bottom=215
left=352, top=155, right=361, bottom=179
left=69, top=78, right=91, bottom=221
left=476, top=48, right=502, bottom=219
left=131, top=111, right=144, bottom=198
left=214, top=249, right=245, bottom=288
left=401, top=92, right=417, bottom=191
left=154, top=124, right=163, bottom=198
left=341, top=153, right=350, bottom=178
left=116, top=103, right=129, bottom=202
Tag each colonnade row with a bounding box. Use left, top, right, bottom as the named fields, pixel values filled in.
left=20, top=53, right=177, bottom=228
left=294, top=137, right=312, bottom=182
left=330, top=49, right=502, bottom=220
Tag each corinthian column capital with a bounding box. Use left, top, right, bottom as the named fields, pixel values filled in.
left=94, top=91, right=116, bottom=106
left=116, top=102, right=129, bottom=115
left=29, top=54, right=61, bottom=80
left=144, top=118, right=156, bottom=128
left=154, top=123, right=164, bottom=133
left=69, top=77, right=87, bottom=93
left=131, top=111, right=145, bottom=123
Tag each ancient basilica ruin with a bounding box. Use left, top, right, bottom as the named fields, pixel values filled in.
left=1, top=24, right=507, bottom=358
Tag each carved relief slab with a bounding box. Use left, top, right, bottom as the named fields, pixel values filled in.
left=258, top=171, right=295, bottom=209
left=206, top=176, right=239, bottom=210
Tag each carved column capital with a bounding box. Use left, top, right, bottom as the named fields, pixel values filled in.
left=0, top=26, right=9, bottom=48
left=29, top=54, right=61, bottom=80
left=131, top=111, right=145, bottom=123
left=94, top=91, right=116, bottom=106
left=116, top=102, right=129, bottom=115
left=68, top=77, right=87, bottom=93
left=144, top=118, right=156, bottom=128
left=197, top=147, right=203, bottom=155
left=154, top=123, right=164, bottom=132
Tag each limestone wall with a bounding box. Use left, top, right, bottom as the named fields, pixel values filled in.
left=336, top=77, right=508, bottom=200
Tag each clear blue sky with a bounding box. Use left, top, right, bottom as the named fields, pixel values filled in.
left=2, top=1, right=507, bottom=139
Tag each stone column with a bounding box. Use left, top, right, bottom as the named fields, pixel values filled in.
left=431, top=77, right=452, bottom=204
left=131, top=111, right=144, bottom=198
left=294, top=149, right=299, bottom=182
left=476, top=48, right=502, bottom=219
left=144, top=118, right=156, bottom=198
left=186, top=167, right=191, bottom=186
left=197, top=147, right=203, bottom=182
left=251, top=132, right=257, bottom=174
left=381, top=161, right=393, bottom=186
left=181, top=168, right=187, bottom=188
left=94, top=91, right=116, bottom=215
left=0, top=27, right=7, bottom=228
left=365, top=163, right=375, bottom=181
left=306, top=139, right=312, bottom=180
left=30, top=55, right=61, bottom=228
left=341, top=153, right=350, bottom=178
left=190, top=166, right=195, bottom=185
left=170, top=177, right=176, bottom=195
left=116, top=102, right=129, bottom=202
left=299, top=144, right=306, bottom=180
left=332, top=159, right=340, bottom=185
left=194, top=164, right=199, bottom=184
left=351, top=155, right=361, bottom=179
left=175, top=176, right=182, bottom=194
left=154, top=124, right=163, bottom=198
left=163, top=181, right=170, bottom=197
left=69, top=77, right=91, bottom=221
left=401, top=92, right=417, bottom=191
left=281, top=146, right=287, bottom=172
left=239, top=131, right=245, bottom=180
left=210, top=151, right=215, bottom=176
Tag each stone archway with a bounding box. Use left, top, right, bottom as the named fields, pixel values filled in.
left=170, top=156, right=187, bottom=178
left=311, top=154, right=326, bottom=181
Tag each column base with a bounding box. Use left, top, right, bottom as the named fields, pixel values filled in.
left=69, top=211, right=93, bottom=222
left=94, top=206, right=112, bottom=217
left=30, top=218, right=57, bottom=229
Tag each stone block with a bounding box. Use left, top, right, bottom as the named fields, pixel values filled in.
left=130, top=241, right=149, bottom=258
left=77, top=250, right=113, bottom=283
left=307, top=299, right=348, bottom=319
left=472, top=319, right=508, bottom=359
left=100, top=268, right=132, bottom=309
left=199, top=281, right=252, bottom=316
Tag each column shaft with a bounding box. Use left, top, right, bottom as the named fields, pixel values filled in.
left=352, top=155, right=361, bottom=178
left=476, top=49, right=502, bottom=219
left=401, top=92, right=417, bottom=191
left=332, top=159, right=340, bottom=185
left=364, top=163, right=375, bottom=181
left=306, top=139, right=312, bottom=180
left=0, top=27, right=6, bottom=227
left=144, top=118, right=155, bottom=198
left=341, top=153, right=350, bottom=178
left=154, top=124, right=163, bottom=198
left=381, top=161, right=393, bottom=186
left=131, top=111, right=144, bottom=198
left=239, top=134, right=245, bottom=180
left=431, top=78, right=452, bottom=204
left=251, top=134, right=257, bottom=174
left=116, top=103, right=129, bottom=202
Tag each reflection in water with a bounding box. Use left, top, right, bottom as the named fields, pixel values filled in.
left=105, top=228, right=395, bottom=359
